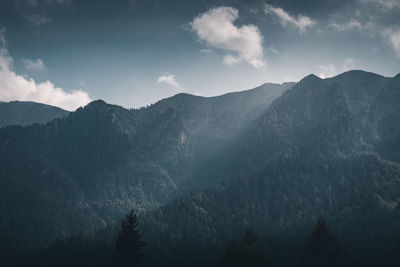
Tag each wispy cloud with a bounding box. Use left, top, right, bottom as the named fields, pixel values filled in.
left=383, top=29, right=400, bottom=57
left=157, top=73, right=183, bottom=91
left=191, top=6, right=265, bottom=69
left=359, top=0, right=400, bottom=9
left=21, top=58, right=46, bottom=72
left=22, top=13, right=52, bottom=27
left=199, top=49, right=214, bottom=54
left=264, top=4, right=316, bottom=33
left=268, top=47, right=280, bottom=55
left=15, top=0, right=72, bottom=8
left=327, top=0, right=400, bottom=58
left=318, top=64, right=337, bottom=79
left=329, top=18, right=363, bottom=32
left=317, top=58, right=358, bottom=78
left=0, top=30, right=91, bottom=111
left=343, top=58, right=357, bottom=71
left=222, top=54, right=241, bottom=66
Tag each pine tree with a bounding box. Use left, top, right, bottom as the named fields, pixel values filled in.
left=112, top=210, right=145, bottom=267
left=298, top=217, right=344, bottom=267
left=220, top=228, right=266, bottom=267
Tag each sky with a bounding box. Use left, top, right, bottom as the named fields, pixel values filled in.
left=0, top=0, right=399, bottom=110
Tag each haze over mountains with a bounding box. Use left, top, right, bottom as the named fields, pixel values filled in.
left=1, top=70, right=400, bottom=251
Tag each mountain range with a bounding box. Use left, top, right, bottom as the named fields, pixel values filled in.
left=1, top=70, right=400, bottom=248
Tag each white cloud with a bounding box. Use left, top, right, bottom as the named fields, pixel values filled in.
left=21, top=58, right=46, bottom=72
left=318, top=64, right=337, bottom=79
left=191, top=6, right=265, bottom=69
left=264, top=4, right=316, bottom=33
left=268, top=47, right=280, bottom=55
left=317, top=58, right=358, bottom=78
left=222, top=54, right=241, bottom=66
left=0, top=32, right=91, bottom=111
left=47, top=0, right=72, bottom=4
left=383, top=29, right=400, bottom=57
left=16, top=0, right=72, bottom=7
left=0, top=28, right=5, bottom=46
left=327, top=1, right=400, bottom=57
left=343, top=58, right=356, bottom=71
left=329, top=18, right=363, bottom=31
left=359, top=0, right=400, bottom=9
left=23, top=14, right=52, bottom=27
left=157, top=73, right=183, bottom=90
left=199, top=49, right=214, bottom=54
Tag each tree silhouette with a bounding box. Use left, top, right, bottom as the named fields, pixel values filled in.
left=220, top=228, right=266, bottom=267
left=298, top=217, right=344, bottom=267
left=112, top=210, right=145, bottom=267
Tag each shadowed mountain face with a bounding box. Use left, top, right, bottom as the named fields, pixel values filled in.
left=0, top=101, right=69, bottom=128
left=242, top=75, right=362, bottom=167
left=0, top=82, right=292, bottom=244
left=1, top=70, right=400, bottom=246
left=140, top=72, right=400, bottom=247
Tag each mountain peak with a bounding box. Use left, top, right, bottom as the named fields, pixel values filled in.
left=289, top=74, right=325, bottom=94
left=80, top=99, right=115, bottom=112
left=294, top=74, right=325, bottom=88
left=332, top=70, right=385, bottom=80
left=87, top=99, right=108, bottom=106
left=302, top=74, right=321, bottom=81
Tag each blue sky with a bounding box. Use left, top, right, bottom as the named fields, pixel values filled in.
left=0, top=0, right=399, bottom=110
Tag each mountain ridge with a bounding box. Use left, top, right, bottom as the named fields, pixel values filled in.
left=0, top=101, right=69, bottom=128
left=1, top=70, right=400, bottom=246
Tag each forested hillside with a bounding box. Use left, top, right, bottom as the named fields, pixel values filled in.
left=1, top=70, right=400, bottom=267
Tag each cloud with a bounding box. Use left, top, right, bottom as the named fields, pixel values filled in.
left=264, top=4, right=316, bottom=33
left=268, top=47, right=280, bottom=55
left=359, top=0, right=400, bottom=9
left=15, top=0, right=72, bottom=8
left=222, top=54, right=241, bottom=66
left=318, top=64, right=337, bottom=79
left=190, top=6, right=265, bottom=69
left=157, top=73, right=183, bottom=90
left=21, top=58, right=46, bottom=72
left=199, top=49, right=214, bottom=54
left=317, top=58, right=358, bottom=78
left=329, top=18, right=363, bottom=31
left=327, top=0, right=400, bottom=57
left=0, top=28, right=5, bottom=46
left=23, top=13, right=52, bottom=27
left=343, top=58, right=356, bottom=71
left=383, top=29, right=400, bottom=57
left=0, top=31, right=91, bottom=111
left=47, top=0, right=72, bottom=4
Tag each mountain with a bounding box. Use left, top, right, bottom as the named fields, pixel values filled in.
left=0, top=82, right=292, bottom=244
left=0, top=101, right=69, bottom=128
left=141, top=73, right=400, bottom=246
left=1, top=70, right=400, bottom=252
left=142, top=153, right=400, bottom=245
left=325, top=70, right=400, bottom=162
left=138, top=72, right=400, bottom=266
left=368, top=73, right=400, bottom=162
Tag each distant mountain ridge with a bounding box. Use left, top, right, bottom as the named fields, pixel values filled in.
left=0, top=81, right=292, bottom=244
left=0, top=101, right=69, bottom=128
left=1, top=70, right=400, bottom=247
left=141, top=72, right=400, bottom=249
